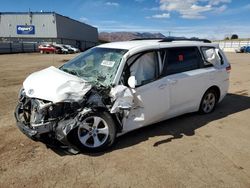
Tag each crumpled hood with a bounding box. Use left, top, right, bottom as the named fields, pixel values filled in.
left=23, top=66, right=92, bottom=103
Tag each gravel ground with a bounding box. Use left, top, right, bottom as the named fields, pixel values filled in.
left=0, top=52, right=249, bottom=188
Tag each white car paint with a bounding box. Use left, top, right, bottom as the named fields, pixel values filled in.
left=21, top=39, right=230, bottom=136
left=23, top=66, right=92, bottom=103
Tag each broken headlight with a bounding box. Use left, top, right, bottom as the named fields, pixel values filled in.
left=18, top=87, right=25, bottom=102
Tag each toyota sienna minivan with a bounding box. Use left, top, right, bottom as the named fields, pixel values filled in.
left=15, top=38, right=231, bottom=152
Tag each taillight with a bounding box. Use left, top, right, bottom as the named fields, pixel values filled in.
left=226, top=64, right=231, bottom=73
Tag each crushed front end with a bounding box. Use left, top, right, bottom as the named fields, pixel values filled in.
left=14, top=84, right=123, bottom=153
left=14, top=88, right=85, bottom=151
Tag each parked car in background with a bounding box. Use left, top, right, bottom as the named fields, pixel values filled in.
left=235, top=46, right=246, bottom=53
left=235, top=46, right=250, bottom=53
left=64, top=45, right=80, bottom=53
left=38, top=44, right=58, bottom=54
left=53, top=46, right=64, bottom=54
left=245, top=46, right=250, bottom=53
left=15, top=38, right=231, bottom=152
left=62, top=45, right=75, bottom=54
left=54, top=44, right=69, bottom=54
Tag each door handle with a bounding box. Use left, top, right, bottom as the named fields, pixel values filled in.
left=158, top=83, right=168, bottom=89
left=168, top=79, right=178, bottom=85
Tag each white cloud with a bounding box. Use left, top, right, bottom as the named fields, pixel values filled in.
left=100, top=20, right=119, bottom=24
left=147, top=13, right=170, bottom=19
left=215, top=4, right=227, bottom=13
left=106, top=2, right=119, bottom=7
left=208, top=0, right=231, bottom=6
left=158, top=0, right=231, bottom=19
left=79, top=17, right=88, bottom=22
left=143, top=7, right=159, bottom=11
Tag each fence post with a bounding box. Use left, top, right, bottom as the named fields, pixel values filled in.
left=9, top=42, right=12, bottom=53
left=21, top=42, right=24, bottom=52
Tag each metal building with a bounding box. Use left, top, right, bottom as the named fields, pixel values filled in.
left=0, top=12, right=98, bottom=50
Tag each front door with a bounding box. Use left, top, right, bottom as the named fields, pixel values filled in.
left=122, top=51, right=170, bottom=132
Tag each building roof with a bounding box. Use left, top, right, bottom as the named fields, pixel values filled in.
left=0, top=11, right=56, bottom=15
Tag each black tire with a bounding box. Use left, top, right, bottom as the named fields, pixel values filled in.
left=199, top=89, right=218, bottom=114
left=69, top=111, right=116, bottom=152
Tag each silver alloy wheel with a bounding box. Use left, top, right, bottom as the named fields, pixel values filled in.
left=202, top=92, right=216, bottom=113
left=77, top=116, right=109, bottom=148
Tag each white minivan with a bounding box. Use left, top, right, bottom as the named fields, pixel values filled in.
left=15, top=38, right=231, bottom=152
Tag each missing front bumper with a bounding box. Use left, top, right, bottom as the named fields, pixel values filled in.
left=16, top=121, right=38, bottom=139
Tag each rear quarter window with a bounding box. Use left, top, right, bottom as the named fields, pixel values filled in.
left=201, top=47, right=224, bottom=66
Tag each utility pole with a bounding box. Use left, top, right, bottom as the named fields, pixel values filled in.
left=168, top=31, right=171, bottom=37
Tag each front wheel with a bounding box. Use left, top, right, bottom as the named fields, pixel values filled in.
left=70, top=112, right=116, bottom=152
left=199, top=89, right=218, bottom=114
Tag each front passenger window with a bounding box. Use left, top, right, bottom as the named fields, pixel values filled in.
left=128, top=52, right=158, bottom=86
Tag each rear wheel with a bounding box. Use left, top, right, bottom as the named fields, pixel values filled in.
left=199, top=89, right=218, bottom=114
left=70, top=112, right=116, bottom=152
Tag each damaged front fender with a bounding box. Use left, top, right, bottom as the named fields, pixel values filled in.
left=109, top=85, right=134, bottom=113
left=15, top=77, right=135, bottom=153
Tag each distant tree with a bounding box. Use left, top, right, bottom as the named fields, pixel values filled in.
left=231, top=34, right=239, bottom=40
left=224, top=37, right=230, bottom=40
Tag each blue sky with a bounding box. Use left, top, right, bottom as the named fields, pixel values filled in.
left=1, top=0, right=250, bottom=39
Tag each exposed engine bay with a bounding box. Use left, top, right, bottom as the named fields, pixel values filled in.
left=15, top=78, right=133, bottom=154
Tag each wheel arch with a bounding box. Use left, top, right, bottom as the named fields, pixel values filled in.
left=206, top=85, right=221, bottom=102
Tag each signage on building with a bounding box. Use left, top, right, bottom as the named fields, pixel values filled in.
left=17, top=25, right=35, bottom=35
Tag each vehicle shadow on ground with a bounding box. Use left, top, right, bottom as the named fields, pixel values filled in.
left=50, top=93, right=250, bottom=156
left=105, top=93, right=250, bottom=154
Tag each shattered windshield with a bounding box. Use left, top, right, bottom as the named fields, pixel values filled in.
left=60, top=47, right=127, bottom=86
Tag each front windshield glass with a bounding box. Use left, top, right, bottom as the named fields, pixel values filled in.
left=60, top=47, right=127, bottom=86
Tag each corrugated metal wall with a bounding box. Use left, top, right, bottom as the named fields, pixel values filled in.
left=0, top=13, right=57, bottom=38
left=0, top=12, right=98, bottom=51
left=55, top=14, right=98, bottom=43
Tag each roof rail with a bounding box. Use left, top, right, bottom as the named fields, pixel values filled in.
left=131, top=38, right=164, bottom=41
left=160, top=37, right=211, bottom=43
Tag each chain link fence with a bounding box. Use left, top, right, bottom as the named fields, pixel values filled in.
left=217, top=40, right=250, bottom=52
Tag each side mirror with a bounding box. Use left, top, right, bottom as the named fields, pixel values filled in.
left=128, top=76, right=136, bottom=89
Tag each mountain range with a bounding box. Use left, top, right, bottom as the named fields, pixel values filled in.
left=99, top=32, right=166, bottom=42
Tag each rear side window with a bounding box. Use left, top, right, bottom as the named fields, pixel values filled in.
left=161, top=47, right=201, bottom=76
left=201, top=47, right=224, bottom=66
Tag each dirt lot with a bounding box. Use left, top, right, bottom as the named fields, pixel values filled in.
left=0, top=52, right=249, bottom=188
